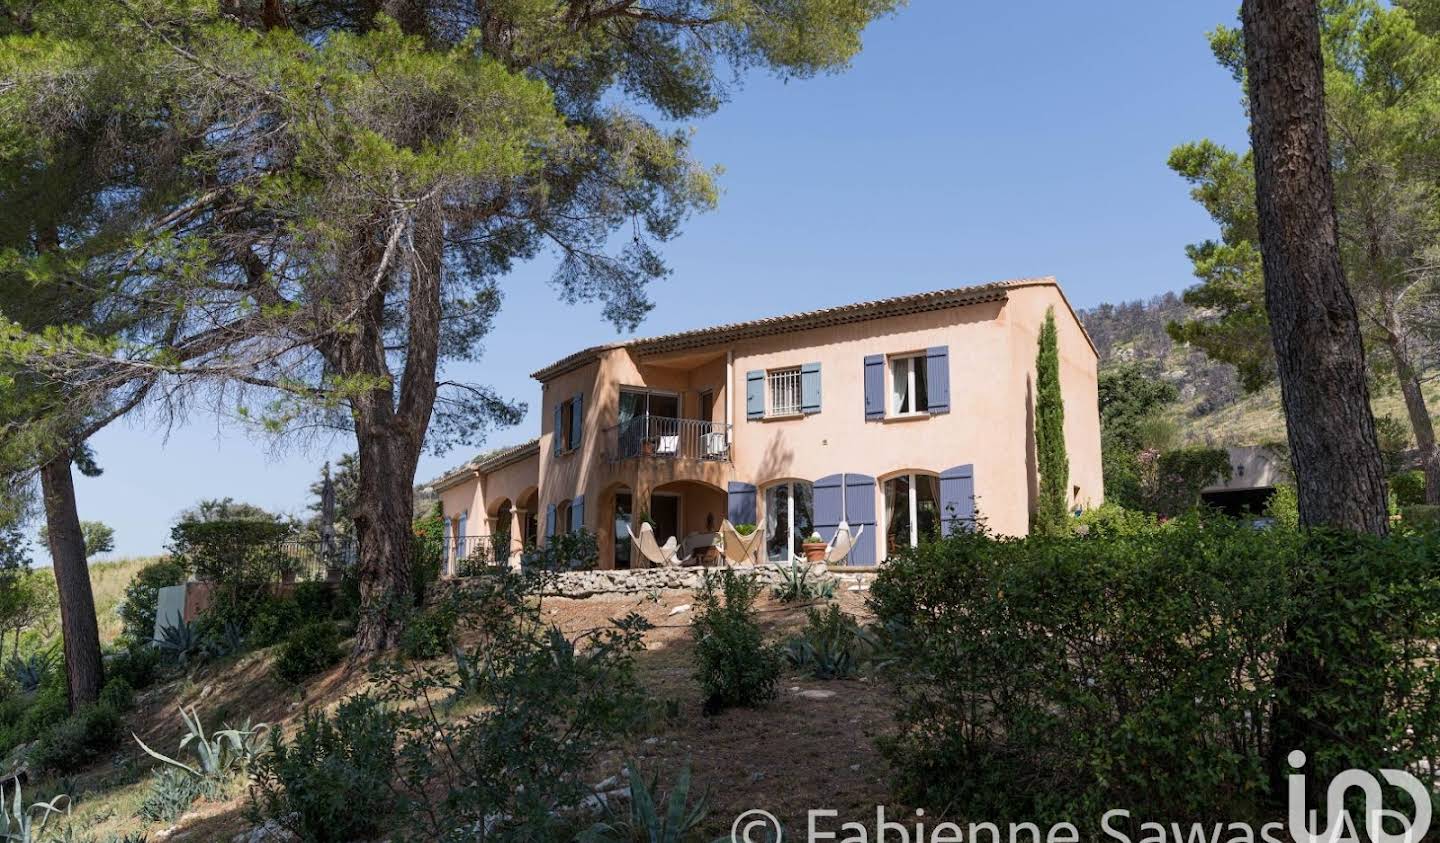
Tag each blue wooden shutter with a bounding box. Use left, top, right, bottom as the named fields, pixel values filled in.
left=746, top=370, right=765, bottom=420
left=813, top=474, right=844, bottom=546
left=727, top=481, right=757, bottom=525
left=545, top=504, right=557, bottom=539
left=570, top=495, right=585, bottom=533
left=940, top=464, right=976, bottom=534
left=569, top=393, right=583, bottom=450
left=863, top=355, right=885, bottom=420
left=926, top=346, right=951, bottom=414
left=801, top=363, right=822, bottom=414
left=843, top=474, right=878, bottom=567
left=552, top=403, right=564, bottom=456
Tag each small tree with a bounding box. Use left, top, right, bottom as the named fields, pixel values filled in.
left=1033, top=308, right=1071, bottom=535
left=0, top=569, right=59, bottom=659
left=39, top=521, right=114, bottom=559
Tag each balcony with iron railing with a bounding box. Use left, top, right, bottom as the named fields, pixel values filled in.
left=603, top=415, right=732, bottom=463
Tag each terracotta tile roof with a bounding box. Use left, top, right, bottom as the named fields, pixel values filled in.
left=530, top=276, right=1072, bottom=382
left=426, top=438, right=539, bottom=491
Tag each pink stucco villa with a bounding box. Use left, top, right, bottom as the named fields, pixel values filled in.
left=429, top=276, right=1102, bottom=572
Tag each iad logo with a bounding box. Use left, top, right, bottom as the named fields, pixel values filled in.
left=1287, top=751, right=1432, bottom=843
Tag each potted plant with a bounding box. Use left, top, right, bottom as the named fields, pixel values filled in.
left=734, top=523, right=757, bottom=536
left=636, top=511, right=656, bottom=531
left=802, top=531, right=826, bottom=563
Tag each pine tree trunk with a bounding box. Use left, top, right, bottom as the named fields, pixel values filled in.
left=1383, top=331, right=1440, bottom=504
left=346, top=202, right=442, bottom=656
left=40, top=451, right=103, bottom=710
left=1240, top=0, right=1390, bottom=534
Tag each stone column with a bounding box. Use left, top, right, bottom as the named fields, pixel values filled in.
left=509, top=508, right=525, bottom=570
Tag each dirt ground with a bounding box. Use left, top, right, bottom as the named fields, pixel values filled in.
left=55, top=586, right=898, bottom=842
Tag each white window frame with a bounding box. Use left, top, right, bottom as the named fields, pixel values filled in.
left=764, top=480, right=809, bottom=563
left=766, top=367, right=803, bottom=417
left=888, top=353, right=929, bottom=417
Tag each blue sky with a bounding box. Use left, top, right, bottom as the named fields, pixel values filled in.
left=48, top=0, right=1252, bottom=560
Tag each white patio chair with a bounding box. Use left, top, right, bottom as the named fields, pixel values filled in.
left=720, top=519, right=763, bottom=566
left=629, top=522, right=682, bottom=568
left=823, top=521, right=866, bottom=566
left=656, top=434, right=680, bottom=456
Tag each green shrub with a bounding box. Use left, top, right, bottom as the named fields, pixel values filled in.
left=519, top=528, right=599, bottom=573
left=398, top=603, right=456, bottom=660
left=292, top=582, right=334, bottom=618
left=249, top=694, right=396, bottom=843
left=136, top=768, right=207, bottom=824
left=783, top=604, right=867, bottom=680
left=30, top=703, right=123, bottom=773
left=18, top=678, right=69, bottom=743
left=1391, top=469, right=1427, bottom=507
left=98, top=677, right=134, bottom=712
left=1264, top=484, right=1299, bottom=529
left=107, top=645, right=165, bottom=691
left=0, top=695, right=28, bottom=754
left=170, top=519, right=291, bottom=622
left=118, top=560, right=188, bottom=645
left=373, top=569, right=650, bottom=840
left=1073, top=502, right=1161, bottom=538
left=245, top=598, right=300, bottom=648
left=1401, top=503, right=1440, bottom=530
left=273, top=622, right=342, bottom=684
left=692, top=570, right=782, bottom=713
left=869, top=519, right=1440, bottom=825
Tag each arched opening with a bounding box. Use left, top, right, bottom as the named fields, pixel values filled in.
left=650, top=479, right=727, bottom=565
left=881, top=470, right=942, bottom=560
left=491, top=499, right=513, bottom=564
left=516, top=487, right=539, bottom=549
left=760, top=478, right=814, bottom=563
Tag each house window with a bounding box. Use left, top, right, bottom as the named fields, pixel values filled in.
left=559, top=401, right=576, bottom=450
left=889, top=354, right=929, bottom=416
left=764, top=480, right=814, bottom=563
left=699, top=389, right=715, bottom=422
left=557, top=500, right=572, bottom=534
left=883, top=474, right=940, bottom=557
left=768, top=367, right=802, bottom=416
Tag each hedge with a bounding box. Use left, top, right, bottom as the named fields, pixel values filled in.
left=869, top=516, right=1440, bottom=825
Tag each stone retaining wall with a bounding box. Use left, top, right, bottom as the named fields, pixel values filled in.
left=443, top=564, right=877, bottom=600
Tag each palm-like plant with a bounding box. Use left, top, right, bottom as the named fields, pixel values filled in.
left=581, top=761, right=709, bottom=843
left=0, top=780, right=71, bottom=843
left=155, top=621, right=203, bottom=667
left=132, top=706, right=269, bottom=783
left=5, top=653, right=53, bottom=694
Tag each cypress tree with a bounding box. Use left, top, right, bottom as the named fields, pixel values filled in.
left=1034, top=307, right=1071, bottom=536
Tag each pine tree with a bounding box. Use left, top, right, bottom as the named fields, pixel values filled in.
left=1034, top=307, right=1070, bottom=536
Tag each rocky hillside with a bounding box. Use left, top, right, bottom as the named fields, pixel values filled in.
left=1079, top=292, right=1440, bottom=448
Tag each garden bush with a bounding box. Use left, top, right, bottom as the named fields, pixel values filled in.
left=107, top=644, right=166, bottom=690
left=783, top=604, right=867, bottom=680
left=691, top=570, right=782, bottom=713
left=292, top=581, right=334, bottom=618
left=1391, top=469, right=1427, bottom=508
left=273, top=622, right=342, bottom=684
left=18, top=676, right=69, bottom=743
left=170, top=519, right=291, bottom=621
left=519, top=528, right=599, bottom=572
left=372, top=569, right=651, bottom=839
left=249, top=694, right=396, bottom=843
left=98, top=677, right=135, bottom=712
left=870, top=518, right=1440, bottom=825
left=246, top=597, right=301, bottom=648
left=1402, top=504, right=1440, bottom=530
left=1072, top=502, right=1161, bottom=537
left=117, top=559, right=188, bottom=645
left=398, top=602, right=456, bottom=660
left=30, top=702, right=123, bottom=772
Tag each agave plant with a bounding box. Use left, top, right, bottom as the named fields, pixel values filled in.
left=155, top=621, right=203, bottom=667
left=580, top=761, right=709, bottom=843
left=770, top=562, right=836, bottom=603
left=5, top=652, right=53, bottom=694
left=201, top=621, right=247, bottom=660
left=0, top=780, right=71, bottom=843
left=133, top=706, right=270, bottom=784
left=783, top=605, right=866, bottom=680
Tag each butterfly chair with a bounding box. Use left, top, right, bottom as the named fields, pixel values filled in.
left=721, top=519, right=764, bottom=566
left=628, top=522, right=683, bottom=568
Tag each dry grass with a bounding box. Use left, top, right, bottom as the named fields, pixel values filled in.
left=35, top=584, right=897, bottom=842
left=1173, top=379, right=1440, bottom=448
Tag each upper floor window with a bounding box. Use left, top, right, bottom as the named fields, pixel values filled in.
left=890, top=353, right=930, bottom=416
left=768, top=367, right=802, bottom=416
left=559, top=401, right=576, bottom=448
